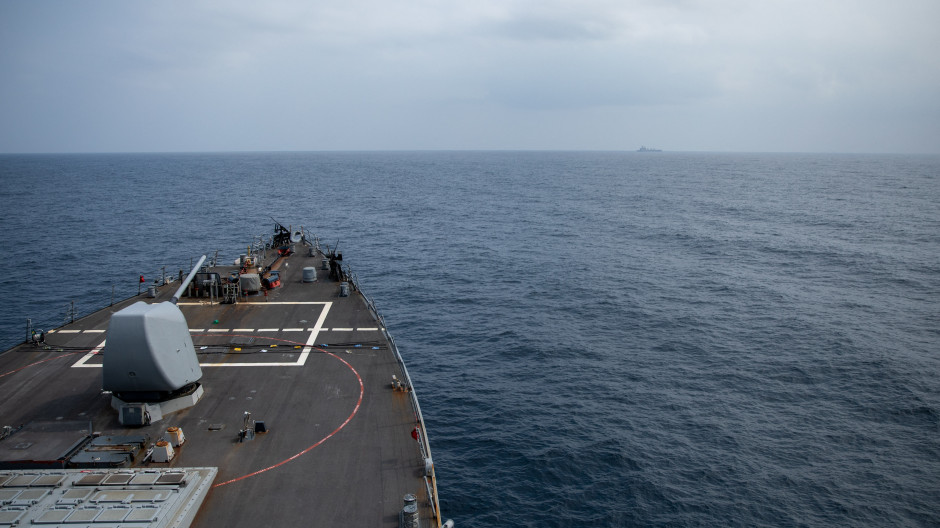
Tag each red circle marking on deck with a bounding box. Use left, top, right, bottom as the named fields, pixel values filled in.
left=197, top=335, right=365, bottom=488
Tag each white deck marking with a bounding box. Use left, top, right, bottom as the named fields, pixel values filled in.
left=71, top=302, right=334, bottom=369
left=58, top=330, right=81, bottom=334
left=85, top=329, right=106, bottom=333
left=72, top=340, right=107, bottom=368
left=357, top=327, right=379, bottom=331
left=198, top=302, right=331, bottom=367
left=297, top=302, right=331, bottom=366
left=177, top=301, right=329, bottom=306
left=331, top=328, right=353, bottom=331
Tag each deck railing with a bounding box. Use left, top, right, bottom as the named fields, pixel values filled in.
left=352, top=270, right=443, bottom=528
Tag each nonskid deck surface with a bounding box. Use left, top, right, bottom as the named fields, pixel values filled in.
left=0, top=247, right=434, bottom=527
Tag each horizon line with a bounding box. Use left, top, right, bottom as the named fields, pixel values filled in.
left=2, top=148, right=937, bottom=156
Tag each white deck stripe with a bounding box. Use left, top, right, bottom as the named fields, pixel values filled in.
left=72, top=302, right=334, bottom=369
left=58, top=330, right=81, bottom=334
left=199, top=302, right=332, bottom=367
left=331, top=328, right=353, bottom=331
left=233, top=328, right=255, bottom=332
left=85, top=329, right=106, bottom=333
left=72, top=340, right=106, bottom=368
left=178, top=301, right=329, bottom=306
left=298, top=302, right=331, bottom=366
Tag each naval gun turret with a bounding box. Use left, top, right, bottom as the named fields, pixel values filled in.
left=103, top=256, right=207, bottom=425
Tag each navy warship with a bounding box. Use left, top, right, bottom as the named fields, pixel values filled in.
left=0, top=221, right=450, bottom=527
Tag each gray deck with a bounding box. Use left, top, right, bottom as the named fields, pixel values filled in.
left=0, top=245, right=438, bottom=527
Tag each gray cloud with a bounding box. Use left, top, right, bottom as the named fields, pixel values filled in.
left=1, top=0, right=938, bottom=153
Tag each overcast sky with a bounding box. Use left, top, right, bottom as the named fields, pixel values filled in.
left=1, top=0, right=938, bottom=153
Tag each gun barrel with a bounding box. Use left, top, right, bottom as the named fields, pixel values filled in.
left=171, top=255, right=208, bottom=304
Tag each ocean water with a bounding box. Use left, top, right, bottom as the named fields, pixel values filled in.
left=1, top=151, right=939, bottom=526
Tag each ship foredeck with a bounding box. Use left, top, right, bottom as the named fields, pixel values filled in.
left=0, top=244, right=437, bottom=527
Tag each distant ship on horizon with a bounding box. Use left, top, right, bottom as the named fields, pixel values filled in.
left=637, top=146, right=663, bottom=152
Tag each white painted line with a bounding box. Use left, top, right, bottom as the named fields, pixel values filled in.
left=74, top=302, right=335, bottom=369
left=357, top=327, right=379, bottom=331
left=242, top=302, right=330, bottom=305
left=178, top=301, right=331, bottom=306
left=199, top=302, right=332, bottom=367
left=72, top=340, right=106, bottom=368
left=189, top=328, right=205, bottom=332
left=85, top=329, right=106, bottom=333
left=201, top=360, right=306, bottom=367
left=331, top=328, right=353, bottom=331
left=58, top=330, right=81, bottom=334
left=298, top=302, right=331, bottom=366
left=233, top=328, right=255, bottom=332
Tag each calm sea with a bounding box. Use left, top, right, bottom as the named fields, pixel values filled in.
left=1, top=151, right=939, bottom=526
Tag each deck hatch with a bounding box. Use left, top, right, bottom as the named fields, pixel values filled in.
left=102, top=473, right=134, bottom=486
left=129, top=490, right=171, bottom=502
left=64, top=508, right=101, bottom=522
left=0, top=509, right=26, bottom=525
left=34, top=508, right=71, bottom=523
left=57, top=488, right=93, bottom=505
left=75, top=474, right=107, bottom=486
left=129, top=473, right=162, bottom=486
left=11, top=488, right=48, bottom=504
left=94, top=507, right=130, bottom=522
left=0, top=489, right=20, bottom=504
left=5, top=475, right=37, bottom=487
left=155, top=473, right=186, bottom=485
left=30, top=474, right=67, bottom=487
left=126, top=506, right=160, bottom=522
left=91, top=490, right=136, bottom=503
left=91, top=490, right=171, bottom=503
